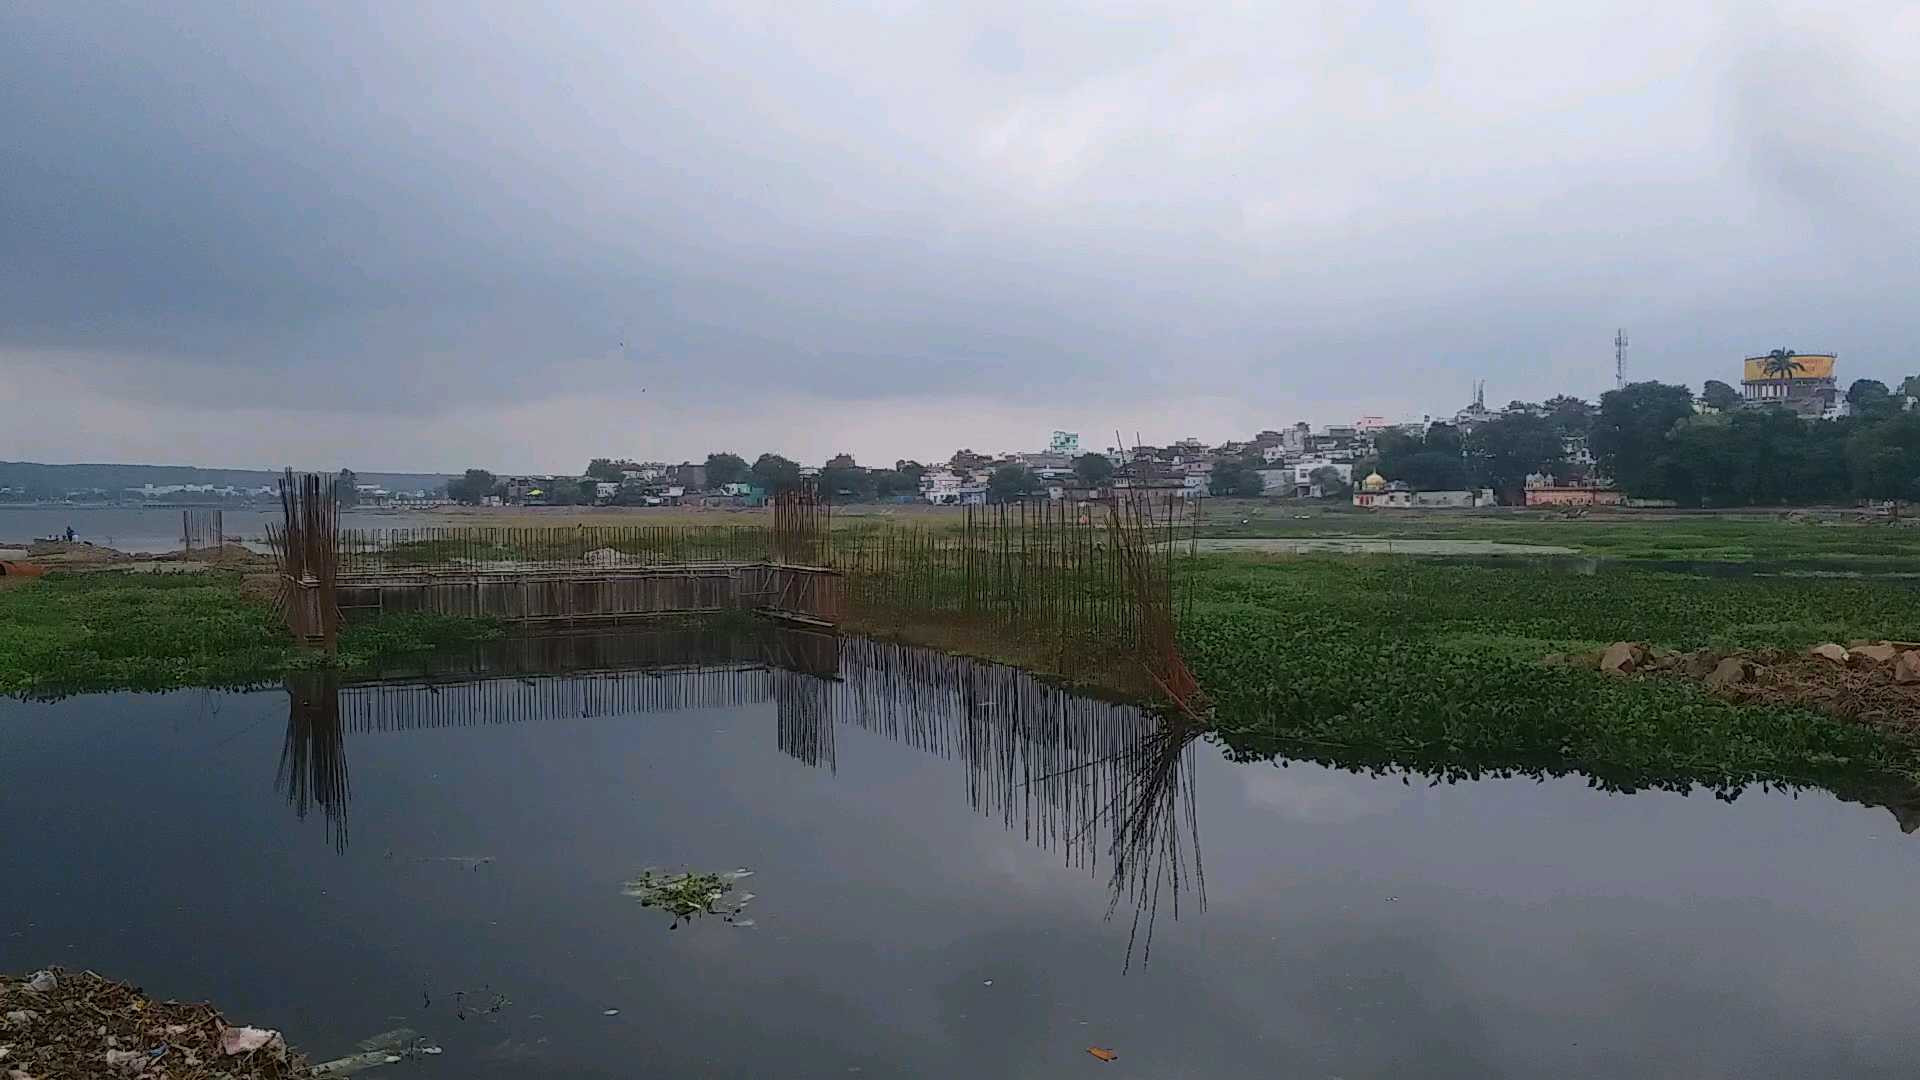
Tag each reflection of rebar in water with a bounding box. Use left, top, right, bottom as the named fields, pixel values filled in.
left=321, top=627, right=1206, bottom=963
left=1098, top=719, right=1206, bottom=969
left=774, top=670, right=836, bottom=770
left=281, top=673, right=351, bottom=853
left=824, top=637, right=1205, bottom=967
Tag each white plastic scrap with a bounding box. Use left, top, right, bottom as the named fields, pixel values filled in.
left=22, top=974, right=53, bottom=995
left=219, top=1024, right=288, bottom=1061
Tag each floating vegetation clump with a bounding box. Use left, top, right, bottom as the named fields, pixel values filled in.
left=621, top=869, right=756, bottom=929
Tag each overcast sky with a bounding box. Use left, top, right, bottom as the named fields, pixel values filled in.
left=4, top=1, right=1917, bottom=473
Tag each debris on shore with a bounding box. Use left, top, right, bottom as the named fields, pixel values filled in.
left=1545, top=640, right=1920, bottom=731
left=0, top=968, right=306, bottom=1078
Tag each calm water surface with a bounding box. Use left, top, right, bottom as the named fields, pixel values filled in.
left=6, top=629, right=1920, bottom=1078
left=0, top=506, right=456, bottom=553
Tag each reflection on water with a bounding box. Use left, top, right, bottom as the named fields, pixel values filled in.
left=21, top=621, right=1920, bottom=1075
left=282, top=672, right=349, bottom=853
left=286, top=620, right=1920, bottom=970
left=291, top=624, right=1208, bottom=962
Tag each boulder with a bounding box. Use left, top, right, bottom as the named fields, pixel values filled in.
left=1897, top=652, right=1920, bottom=686
left=1705, top=657, right=1752, bottom=688
left=1683, top=650, right=1723, bottom=679
left=1809, top=643, right=1850, bottom=664
left=1599, top=641, right=1645, bottom=675
left=1853, top=643, right=1900, bottom=664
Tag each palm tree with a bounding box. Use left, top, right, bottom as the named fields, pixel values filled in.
left=1762, top=347, right=1806, bottom=382
left=1759, top=348, right=1807, bottom=404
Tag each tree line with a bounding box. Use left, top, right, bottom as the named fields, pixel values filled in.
left=1593, top=380, right=1920, bottom=506
left=1331, top=376, right=1920, bottom=508
left=442, top=449, right=1135, bottom=505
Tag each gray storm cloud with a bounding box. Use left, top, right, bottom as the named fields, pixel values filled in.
left=3, top=1, right=1917, bottom=470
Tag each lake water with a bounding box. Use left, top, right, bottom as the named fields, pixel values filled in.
left=7, top=627, right=1920, bottom=1077
left=0, top=506, right=452, bottom=554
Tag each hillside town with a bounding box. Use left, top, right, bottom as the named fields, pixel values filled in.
left=478, top=348, right=1920, bottom=512
left=8, top=349, right=1919, bottom=512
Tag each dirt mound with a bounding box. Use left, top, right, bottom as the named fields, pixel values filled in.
left=22, top=540, right=132, bottom=565
left=0, top=968, right=306, bottom=1078
left=159, top=543, right=272, bottom=569
left=1547, top=640, right=1920, bottom=735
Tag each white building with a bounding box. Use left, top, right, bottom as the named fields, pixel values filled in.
left=921, top=470, right=988, bottom=505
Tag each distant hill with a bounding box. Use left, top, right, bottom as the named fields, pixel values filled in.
left=0, top=461, right=453, bottom=498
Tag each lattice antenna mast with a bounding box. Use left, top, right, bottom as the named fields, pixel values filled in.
left=1615, top=329, right=1629, bottom=389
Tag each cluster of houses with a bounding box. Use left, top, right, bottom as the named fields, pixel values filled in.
left=500, top=350, right=1869, bottom=512
left=497, top=461, right=728, bottom=508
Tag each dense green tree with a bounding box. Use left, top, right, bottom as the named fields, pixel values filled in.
left=1309, top=465, right=1351, bottom=499
left=1591, top=382, right=1696, bottom=498
left=750, top=453, right=803, bottom=494
left=1849, top=414, right=1920, bottom=513
left=704, top=452, right=748, bottom=488
left=872, top=467, right=921, bottom=498
left=584, top=458, right=625, bottom=481
left=988, top=463, right=1037, bottom=501
left=1661, top=409, right=1847, bottom=506
left=893, top=460, right=928, bottom=484
left=1209, top=460, right=1264, bottom=497
left=336, top=468, right=360, bottom=508
left=445, top=468, right=498, bottom=504
left=1543, top=395, right=1597, bottom=435
left=1422, top=422, right=1465, bottom=456
left=1374, top=424, right=1468, bottom=490
left=1468, top=413, right=1565, bottom=500
left=1700, top=380, right=1741, bottom=412
left=1848, top=379, right=1896, bottom=419
left=1401, top=451, right=1469, bottom=491
left=1072, top=452, right=1115, bottom=487
left=820, top=453, right=873, bottom=500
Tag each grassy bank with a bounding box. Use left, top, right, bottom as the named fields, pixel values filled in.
left=1195, top=501, right=1920, bottom=564
left=0, top=571, right=501, bottom=698
left=1181, top=556, right=1920, bottom=787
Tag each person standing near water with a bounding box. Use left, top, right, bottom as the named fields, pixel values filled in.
left=64, top=526, right=75, bottom=542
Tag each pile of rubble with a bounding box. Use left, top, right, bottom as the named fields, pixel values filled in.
left=0, top=968, right=304, bottom=1079
left=1545, top=640, right=1920, bottom=730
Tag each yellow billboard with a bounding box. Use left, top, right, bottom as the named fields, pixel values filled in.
left=1743, top=354, right=1835, bottom=381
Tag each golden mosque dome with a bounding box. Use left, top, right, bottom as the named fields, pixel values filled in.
left=1362, top=472, right=1388, bottom=492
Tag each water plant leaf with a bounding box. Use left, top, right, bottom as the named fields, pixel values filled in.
left=622, top=868, right=756, bottom=926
